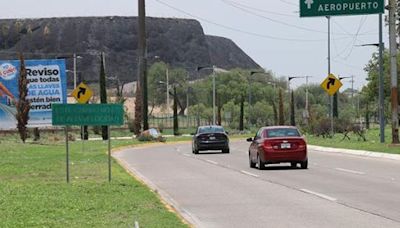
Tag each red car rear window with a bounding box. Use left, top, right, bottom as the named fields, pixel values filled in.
left=265, top=128, right=300, bottom=138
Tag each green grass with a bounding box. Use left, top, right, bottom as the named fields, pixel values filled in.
left=0, top=132, right=189, bottom=228
left=306, top=127, right=400, bottom=154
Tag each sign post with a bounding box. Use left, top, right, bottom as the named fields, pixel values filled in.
left=52, top=104, right=124, bottom=182
left=320, top=73, right=343, bottom=136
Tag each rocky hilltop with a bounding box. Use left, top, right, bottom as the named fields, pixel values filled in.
left=0, top=16, right=260, bottom=86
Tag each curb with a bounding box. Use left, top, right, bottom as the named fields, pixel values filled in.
left=308, top=145, right=400, bottom=161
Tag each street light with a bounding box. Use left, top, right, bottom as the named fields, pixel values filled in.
left=250, top=71, right=277, bottom=126
left=154, top=56, right=170, bottom=116
left=159, top=80, right=179, bottom=135
left=288, top=76, right=305, bottom=126
left=57, top=54, right=82, bottom=89
left=197, top=65, right=228, bottom=125
left=356, top=42, right=384, bottom=143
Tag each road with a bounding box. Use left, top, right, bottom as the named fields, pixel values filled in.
left=113, top=140, right=400, bottom=228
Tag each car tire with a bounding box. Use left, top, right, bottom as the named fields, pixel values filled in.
left=249, top=154, right=256, bottom=168
left=291, top=162, right=297, bottom=168
left=300, top=159, right=308, bottom=169
left=257, top=154, right=265, bottom=170
left=222, top=148, right=230, bottom=153
left=192, top=145, right=199, bottom=154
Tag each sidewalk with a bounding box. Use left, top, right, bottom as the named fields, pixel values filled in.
left=309, top=145, right=400, bottom=161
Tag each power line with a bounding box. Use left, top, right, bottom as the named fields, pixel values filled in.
left=223, top=0, right=297, bottom=17
left=221, top=0, right=330, bottom=34
left=222, top=0, right=378, bottom=37
left=153, top=0, right=350, bottom=42
left=279, top=0, right=298, bottom=7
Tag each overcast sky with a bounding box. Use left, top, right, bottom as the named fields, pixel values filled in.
left=1, top=0, right=388, bottom=90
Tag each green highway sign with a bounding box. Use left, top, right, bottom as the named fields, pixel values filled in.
left=300, top=0, right=384, bottom=17
left=52, top=104, right=124, bottom=126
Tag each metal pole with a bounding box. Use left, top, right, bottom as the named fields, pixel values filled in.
left=351, top=75, right=355, bottom=108
left=212, top=67, right=216, bottom=125
left=166, top=67, right=170, bottom=117
left=65, top=127, right=69, bottom=183
left=379, top=13, right=385, bottom=143
left=186, top=86, right=189, bottom=128
left=328, top=16, right=333, bottom=136
left=389, top=0, right=399, bottom=143
left=108, top=126, right=111, bottom=182
left=73, top=53, right=77, bottom=89
left=248, top=77, right=251, bottom=128
left=138, top=0, right=148, bottom=131
left=305, top=76, right=310, bottom=123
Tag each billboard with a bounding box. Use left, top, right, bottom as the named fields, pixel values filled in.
left=0, top=59, right=67, bottom=129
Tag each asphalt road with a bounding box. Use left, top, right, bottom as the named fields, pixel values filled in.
left=113, top=140, right=400, bottom=228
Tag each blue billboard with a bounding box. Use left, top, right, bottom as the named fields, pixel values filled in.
left=0, top=59, right=67, bottom=129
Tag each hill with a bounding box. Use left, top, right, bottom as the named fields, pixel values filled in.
left=0, top=16, right=260, bottom=87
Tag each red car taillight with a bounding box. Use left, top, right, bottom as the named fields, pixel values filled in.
left=298, top=139, right=307, bottom=150
left=263, top=140, right=273, bottom=150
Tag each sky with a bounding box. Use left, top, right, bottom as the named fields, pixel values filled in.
left=0, top=0, right=389, bottom=90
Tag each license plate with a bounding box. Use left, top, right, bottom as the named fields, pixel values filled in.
left=281, top=143, right=291, bottom=149
left=209, top=136, right=216, bottom=140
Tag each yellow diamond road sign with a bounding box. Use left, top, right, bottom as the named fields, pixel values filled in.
left=320, top=74, right=342, bottom=96
left=71, top=82, right=93, bottom=104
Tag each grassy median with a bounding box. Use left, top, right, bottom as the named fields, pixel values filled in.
left=0, top=133, right=189, bottom=228
left=306, top=127, right=400, bottom=154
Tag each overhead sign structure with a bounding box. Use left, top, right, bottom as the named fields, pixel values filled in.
left=0, top=59, right=67, bottom=129
left=320, top=73, right=343, bottom=96
left=52, top=103, right=124, bottom=126
left=300, top=0, right=384, bottom=17
left=71, top=82, right=93, bottom=104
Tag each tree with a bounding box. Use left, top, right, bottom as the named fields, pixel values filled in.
left=173, top=86, right=179, bottom=135
left=148, top=62, right=168, bottom=115
left=278, top=88, right=285, bottom=125
left=16, top=53, right=30, bottom=143
left=134, top=82, right=142, bottom=135
left=290, top=90, right=295, bottom=126
left=99, top=52, right=108, bottom=140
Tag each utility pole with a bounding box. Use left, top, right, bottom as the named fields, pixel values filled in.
left=304, top=76, right=312, bottom=124
left=379, top=13, right=385, bottom=143
left=389, top=0, right=399, bottom=144
left=166, top=67, right=170, bottom=116
left=327, top=16, right=334, bottom=136
left=138, top=0, right=148, bottom=131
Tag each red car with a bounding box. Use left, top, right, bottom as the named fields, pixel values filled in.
left=247, top=126, right=307, bottom=170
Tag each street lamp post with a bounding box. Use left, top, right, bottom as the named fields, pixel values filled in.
left=197, top=66, right=228, bottom=125
left=358, top=41, right=385, bottom=143
left=251, top=71, right=279, bottom=125
left=159, top=80, right=180, bottom=135
left=337, top=76, right=354, bottom=119
left=57, top=54, right=82, bottom=89
left=288, top=76, right=305, bottom=126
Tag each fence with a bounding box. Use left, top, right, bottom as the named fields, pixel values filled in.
left=148, top=115, right=213, bottom=130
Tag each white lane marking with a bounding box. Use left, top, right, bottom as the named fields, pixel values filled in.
left=206, top=160, right=218, bottom=165
left=176, top=147, right=181, bottom=152
left=335, top=168, right=365, bottom=175
left=240, top=170, right=259, bottom=178
left=183, top=153, right=191, bottom=157
left=300, top=189, right=337, bottom=201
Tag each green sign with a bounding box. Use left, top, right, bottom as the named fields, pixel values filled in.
left=52, top=104, right=124, bottom=126
left=300, top=0, right=384, bottom=17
